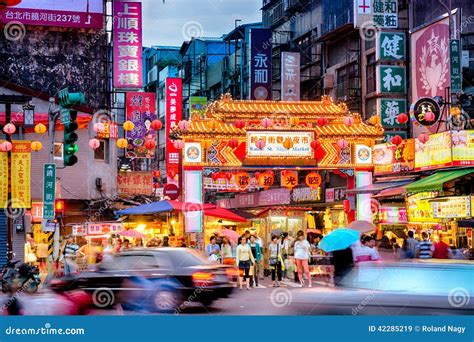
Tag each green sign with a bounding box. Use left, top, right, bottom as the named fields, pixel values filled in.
left=379, top=98, right=407, bottom=128
left=378, top=65, right=406, bottom=94
left=42, top=163, right=56, bottom=220
left=450, top=39, right=462, bottom=93
left=377, top=32, right=405, bottom=61
left=384, top=131, right=407, bottom=143
left=60, top=107, right=71, bottom=125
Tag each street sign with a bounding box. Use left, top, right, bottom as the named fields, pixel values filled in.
left=41, top=219, right=56, bottom=232
left=60, top=107, right=71, bottom=125
left=354, top=0, right=398, bottom=28
left=376, top=32, right=405, bottom=61
left=450, top=39, right=462, bottom=93
left=42, top=163, right=56, bottom=220
left=377, top=65, right=406, bottom=94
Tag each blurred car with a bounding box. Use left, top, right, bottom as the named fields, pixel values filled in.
left=50, top=248, right=235, bottom=312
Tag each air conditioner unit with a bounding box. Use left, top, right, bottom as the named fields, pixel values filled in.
left=324, top=74, right=335, bottom=89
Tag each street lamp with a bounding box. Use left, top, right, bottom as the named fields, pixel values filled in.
left=22, top=103, right=35, bottom=128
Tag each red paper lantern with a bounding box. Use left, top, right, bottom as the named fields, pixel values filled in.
left=391, top=135, right=403, bottom=146
left=145, top=139, right=156, bottom=150
left=418, top=133, right=430, bottom=144
left=257, top=172, right=274, bottom=189
left=314, top=147, right=325, bottom=162
left=0, top=141, right=13, bottom=152
left=88, top=138, right=101, bottom=149
left=256, top=139, right=266, bottom=150
left=260, top=117, right=273, bottom=128
left=228, top=138, right=239, bottom=148
left=173, top=140, right=185, bottom=149
left=3, top=123, right=16, bottom=135
left=234, top=120, right=246, bottom=129
left=343, top=116, right=354, bottom=126
left=0, top=0, right=22, bottom=10
left=397, top=113, right=409, bottom=124
left=151, top=120, right=163, bottom=131
left=424, top=111, right=436, bottom=122
left=178, top=120, right=190, bottom=131
left=305, top=172, right=322, bottom=189
left=310, top=140, right=320, bottom=150
left=152, top=170, right=161, bottom=178
left=234, top=172, right=251, bottom=191
left=337, top=139, right=348, bottom=149
left=317, top=117, right=328, bottom=126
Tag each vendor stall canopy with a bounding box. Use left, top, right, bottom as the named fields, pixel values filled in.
left=404, top=168, right=474, bottom=193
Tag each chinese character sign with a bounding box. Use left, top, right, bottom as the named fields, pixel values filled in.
left=125, top=92, right=156, bottom=158
left=42, top=163, right=56, bottom=219
left=11, top=141, right=31, bottom=209
left=117, top=171, right=153, bottom=195
left=250, top=28, right=272, bottom=100
left=377, top=65, right=406, bottom=93
left=377, top=32, right=405, bottom=61
left=166, top=78, right=182, bottom=184
left=281, top=52, right=300, bottom=101
left=378, top=98, right=407, bottom=128
left=450, top=39, right=462, bottom=93
left=113, top=1, right=143, bottom=89
left=0, top=152, right=7, bottom=208
left=354, top=0, right=398, bottom=28
left=0, top=0, right=104, bottom=29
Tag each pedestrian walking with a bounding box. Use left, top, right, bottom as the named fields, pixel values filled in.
left=433, top=238, right=450, bottom=259
left=294, top=231, right=312, bottom=287
left=404, top=231, right=417, bottom=258
left=248, top=235, right=262, bottom=287
left=351, top=236, right=380, bottom=263
left=279, top=232, right=289, bottom=279
left=206, top=236, right=221, bottom=262
left=61, top=235, right=80, bottom=276
left=268, top=235, right=283, bottom=287
left=236, top=236, right=255, bottom=290
left=221, top=237, right=234, bottom=265
left=416, top=232, right=434, bottom=259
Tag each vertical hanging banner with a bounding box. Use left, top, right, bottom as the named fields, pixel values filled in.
left=11, top=141, right=31, bottom=209
left=450, top=39, right=462, bottom=93
left=0, top=151, right=7, bottom=208
left=166, top=78, right=183, bottom=184
left=281, top=52, right=300, bottom=101
left=113, top=1, right=143, bottom=89
left=250, top=28, right=272, bottom=100
left=125, top=92, right=156, bottom=158
left=42, top=163, right=56, bottom=220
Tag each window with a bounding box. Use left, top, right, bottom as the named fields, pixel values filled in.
left=366, top=53, right=376, bottom=94
left=53, top=142, right=63, bottom=161
left=94, top=139, right=108, bottom=162
left=336, top=62, right=359, bottom=100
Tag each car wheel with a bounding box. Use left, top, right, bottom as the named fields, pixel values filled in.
left=153, top=289, right=182, bottom=312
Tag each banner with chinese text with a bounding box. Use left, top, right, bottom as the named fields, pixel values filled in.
left=11, top=141, right=31, bottom=209
left=113, top=1, right=143, bottom=88
left=281, top=52, right=300, bottom=101
left=166, top=78, right=182, bottom=185
left=125, top=92, right=156, bottom=158
left=117, top=171, right=153, bottom=195
left=0, top=151, right=7, bottom=208
left=378, top=98, right=407, bottom=128
left=250, top=28, right=272, bottom=100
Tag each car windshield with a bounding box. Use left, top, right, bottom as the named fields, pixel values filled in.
left=167, top=249, right=211, bottom=268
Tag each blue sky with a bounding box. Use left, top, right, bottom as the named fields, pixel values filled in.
left=141, top=0, right=262, bottom=47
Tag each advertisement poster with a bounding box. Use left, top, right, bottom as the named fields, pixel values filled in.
left=87, top=222, right=123, bottom=235
left=281, top=52, right=300, bottom=101
left=113, top=1, right=143, bottom=89
left=354, top=145, right=372, bottom=165
left=11, top=141, right=31, bottom=209
left=407, top=191, right=441, bottom=223
left=431, top=196, right=471, bottom=219
left=0, top=0, right=104, bottom=29
left=250, top=28, right=272, bottom=100
left=410, top=16, right=452, bottom=136
left=415, top=131, right=452, bottom=170
left=184, top=142, right=202, bottom=163
left=125, top=92, right=156, bottom=158
left=374, top=140, right=415, bottom=174
left=451, top=130, right=474, bottom=166
left=166, top=78, right=183, bottom=184
left=378, top=207, right=408, bottom=224
left=246, top=131, right=313, bottom=158
left=117, top=171, right=153, bottom=195
left=0, top=151, right=7, bottom=208
left=189, top=97, right=207, bottom=118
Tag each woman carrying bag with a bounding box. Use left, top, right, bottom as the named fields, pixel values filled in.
left=236, top=236, right=255, bottom=290
left=268, top=235, right=284, bottom=287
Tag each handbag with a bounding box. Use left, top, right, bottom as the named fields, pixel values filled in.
left=269, top=243, right=279, bottom=266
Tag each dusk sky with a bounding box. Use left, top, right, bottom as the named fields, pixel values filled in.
left=141, top=0, right=262, bottom=47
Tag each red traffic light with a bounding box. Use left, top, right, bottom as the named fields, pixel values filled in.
left=55, top=200, right=65, bottom=212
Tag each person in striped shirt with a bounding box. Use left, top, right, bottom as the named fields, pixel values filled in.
left=61, top=235, right=80, bottom=275
left=416, top=232, right=434, bottom=259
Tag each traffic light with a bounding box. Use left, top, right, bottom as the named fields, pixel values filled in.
left=55, top=199, right=65, bottom=218
left=58, top=88, right=85, bottom=167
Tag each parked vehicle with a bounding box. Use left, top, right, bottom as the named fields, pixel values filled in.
left=1, top=260, right=40, bottom=294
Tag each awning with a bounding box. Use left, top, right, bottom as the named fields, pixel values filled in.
left=373, top=185, right=408, bottom=198
left=204, top=207, right=248, bottom=222
left=227, top=208, right=258, bottom=220
left=117, top=200, right=214, bottom=215
left=405, top=169, right=474, bottom=193
left=346, top=181, right=411, bottom=194
left=457, top=219, right=474, bottom=228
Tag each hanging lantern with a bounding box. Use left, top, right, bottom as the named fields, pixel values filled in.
left=234, top=120, right=246, bottom=129
left=282, top=137, right=294, bottom=149
left=151, top=119, right=163, bottom=131
left=0, top=141, right=13, bottom=152
left=123, top=121, right=135, bottom=131
left=30, top=141, right=43, bottom=152
left=89, top=138, right=101, bottom=149
left=3, top=123, right=16, bottom=135
left=305, top=172, right=322, bottom=189
left=343, top=116, right=354, bottom=126
left=173, top=139, right=185, bottom=149
left=257, top=172, right=274, bottom=189
left=178, top=120, right=191, bottom=131
left=255, top=139, right=266, bottom=150
left=289, top=117, right=300, bottom=126
left=314, top=147, right=325, bottom=162
left=391, top=135, right=403, bottom=146
left=260, top=117, right=273, bottom=128
left=116, top=138, right=128, bottom=149
left=418, top=133, right=430, bottom=144
left=397, top=113, right=409, bottom=124
left=152, top=170, right=161, bottom=178
left=234, top=172, right=251, bottom=191
left=228, top=138, right=239, bottom=148
left=34, top=123, right=47, bottom=135
left=317, top=117, right=328, bottom=126
left=368, top=115, right=380, bottom=125
left=145, top=139, right=156, bottom=150
left=310, top=139, right=320, bottom=150
left=281, top=170, right=298, bottom=189
left=0, top=1, right=22, bottom=11
left=424, top=111, right=436, bottom=122
left=337, top=139, right=348, bottom=149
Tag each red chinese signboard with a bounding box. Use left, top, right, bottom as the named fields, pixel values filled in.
left=125, top=92, right=156, bottom=158
left=113, top=1, right=143, bottom=89
left=117, top=171, right=153, bottom=195
left=166, top=78, right=182, bottom=184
